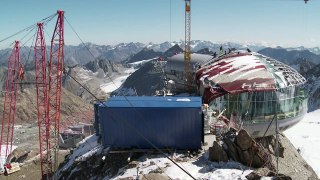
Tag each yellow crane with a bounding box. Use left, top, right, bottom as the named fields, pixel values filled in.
left=184, top=0, right=192, bottom=91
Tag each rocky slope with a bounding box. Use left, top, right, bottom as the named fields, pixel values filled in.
left=125, top=48, right=162, bottom=64
left=0, top=67, right=92, bottom=124
left=0, top=87, right=92, bottom=125
left=304, top=63, right=320, bottom=112
left=112, top=60, right=165, bottom=96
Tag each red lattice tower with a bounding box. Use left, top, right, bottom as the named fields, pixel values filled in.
left=48, top=10, right=64, bottom=174
left=0, top=41, right=20, bottom=165
left=34, top=22, right=51, bottom=178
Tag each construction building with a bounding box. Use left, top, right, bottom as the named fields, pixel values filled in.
left=165, top=50, right=308, bottom=137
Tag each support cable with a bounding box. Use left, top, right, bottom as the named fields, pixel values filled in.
left=0, top=13, right=56, bottom=44
left=170, top=0, right=172, bottom=46
left=20, top=29, right=37, bottom=65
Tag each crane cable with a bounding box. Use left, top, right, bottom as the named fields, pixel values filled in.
left=170, top=0, right=172, bottom=46
left=0, top=13, right=56, bottom=44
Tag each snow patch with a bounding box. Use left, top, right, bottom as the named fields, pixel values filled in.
left=128, top=58, right=157, bottom=68
left=56, top=135, right=100, bottom=177
left=284, top=109, right=320, bottom=177
left=0, top=145, right=18, bottom=169
left=100, top=75, right=131, bottom=94
left=176, top=98, right=191, bottom=102
left=74, top=67, right=98, bottom=83
left=111, top=153, right=252, bottom=180
left=100, top=67, right=138, bottom=94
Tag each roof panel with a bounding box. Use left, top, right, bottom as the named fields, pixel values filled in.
left=100, top=96, right=202, bottom=108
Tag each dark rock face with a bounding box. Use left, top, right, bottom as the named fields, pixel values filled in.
left=256, top=135, right=285, bottom=158
left=246, top=168, right=293, bottom=180
left=84, top=59, right=121, bottom=73
left=6, top=149, right=31, bottom=164
left=126, top=48, right=162, bottom=64
left=245, top=167, right=271, bottom=180
left=209, top=129, right=270, bottom=169
left=196, top=48, right=213, bottom=55
left=163, top=44, right=183, bottom=57
left=112, top=60, right=165, bottom=96
left=236, top=129, right=253, bottom=150
left=224, top=138, right=240, bottom=162
left=209, top=141, right=228, bottom=162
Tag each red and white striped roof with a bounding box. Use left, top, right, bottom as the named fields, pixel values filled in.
left=196, top=51, right=306, bottom=95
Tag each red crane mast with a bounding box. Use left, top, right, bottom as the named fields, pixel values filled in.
left=34, top=22, right=51, bottom=178
left=48, top=10, right=64, bottom=174
left=0, top=41, right=20, bottom=166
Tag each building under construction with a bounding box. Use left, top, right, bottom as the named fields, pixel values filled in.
left=165, top=50, right=308, bottom=137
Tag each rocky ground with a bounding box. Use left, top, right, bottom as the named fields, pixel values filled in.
left=1, top=150, right=69, bottom=180
left=52, top=131, right=319, bottom=180
left=209, top=128, right=319, bottom=180
left=270, top=134, right=318, bottom=180
left=0, top=68, right=94, bottom=178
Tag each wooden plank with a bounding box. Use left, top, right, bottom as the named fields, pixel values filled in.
left=5, top=163, right=20, bottom=175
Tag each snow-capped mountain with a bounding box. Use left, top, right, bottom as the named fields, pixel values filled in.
left=2, top=40, right=320, bottom=66
left=303, top=63, right=320, bottom=112
left=0, top=40, right=268, bottom=66
left=286, top=46, right=320, bottom=55
left=259, top=47, right=320, bottom=66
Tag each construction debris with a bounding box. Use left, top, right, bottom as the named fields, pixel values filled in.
left=4, top=162, right=21, bottom=175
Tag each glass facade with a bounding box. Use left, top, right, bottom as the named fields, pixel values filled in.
left=209, top=86, right=308, bottom=123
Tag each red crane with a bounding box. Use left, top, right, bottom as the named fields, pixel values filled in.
left=48, top=10, right=64, bottom=176
left=0, top=41, right=21, bottom=167
left=34, top=22, right=51, bottom=178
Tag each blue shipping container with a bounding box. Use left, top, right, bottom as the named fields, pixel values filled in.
left=98, top=96, right=203, bottom=150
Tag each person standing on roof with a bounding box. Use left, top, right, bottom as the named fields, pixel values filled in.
left=220, top=46, right=223, bottom=55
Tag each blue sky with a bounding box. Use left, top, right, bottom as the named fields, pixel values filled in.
left=0, top=0, right=320, bottom=49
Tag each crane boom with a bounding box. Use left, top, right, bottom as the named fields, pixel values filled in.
left=184, top=0, right=192, bottom=90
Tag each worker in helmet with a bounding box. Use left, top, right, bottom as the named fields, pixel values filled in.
left=18, top=63, right=24, bottom=80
